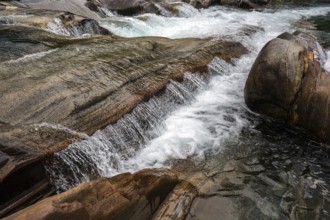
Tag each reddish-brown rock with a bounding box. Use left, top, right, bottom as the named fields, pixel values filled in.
left=3, top=169, right=179, bottom=220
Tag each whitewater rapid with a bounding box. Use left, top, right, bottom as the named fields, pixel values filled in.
left=325, top=51, right=330, bottom=72
left=45, top=4, right=330, bottom=191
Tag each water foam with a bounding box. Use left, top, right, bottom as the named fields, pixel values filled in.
left=325, top=51, right=330, bottom=72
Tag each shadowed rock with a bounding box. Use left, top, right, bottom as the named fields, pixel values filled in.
left=3, top=169, right=180, bottom=220
left=244, top=31, right=330, bottom=143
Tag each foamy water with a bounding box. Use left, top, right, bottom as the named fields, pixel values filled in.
left=325, top=51, right=330, bottom=72
left=45, top=4, right=330, bottom=191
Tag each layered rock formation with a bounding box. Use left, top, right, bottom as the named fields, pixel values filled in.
left=245, top=31, right=330, bottom=143
left=0, top=24, right=247, bottom=216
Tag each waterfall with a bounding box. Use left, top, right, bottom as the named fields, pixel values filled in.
left=46, top=73, right=207, bottom=191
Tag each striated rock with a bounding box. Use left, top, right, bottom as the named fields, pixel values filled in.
left=0, top=28, right=246, bottom=135
left=0, top=24, right=247, bottom=216
left=3, top=169, right=179, bottom=220
left=245, top=31, right=330, bottom=143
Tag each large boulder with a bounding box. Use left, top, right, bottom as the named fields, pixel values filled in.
left=244, top=31, right=330, bottom=143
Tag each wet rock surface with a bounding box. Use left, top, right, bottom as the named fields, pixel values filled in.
left=7, top=118, right=329, bottom=220
left=184, top=117, right=330, bottom=220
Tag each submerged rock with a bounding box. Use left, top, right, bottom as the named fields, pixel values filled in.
left=244, top=31, right=330, bottom=143
left=0, top=24, right=247, bottom=216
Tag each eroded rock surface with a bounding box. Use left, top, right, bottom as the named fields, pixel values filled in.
left=244, top=31, right=330, bottom=143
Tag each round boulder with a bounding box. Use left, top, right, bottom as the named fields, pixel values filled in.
left=245, top=31, right=330, bottom=143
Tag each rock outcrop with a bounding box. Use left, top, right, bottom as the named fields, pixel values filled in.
left=0, top=24, right=247, bottom=216
left=244, top=31, right=330, bottom=143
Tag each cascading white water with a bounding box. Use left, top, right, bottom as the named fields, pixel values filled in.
left=46, top=73, right=207, bottom=191
left=45, top=4, right=330, bottom=192
left=325, top=51, right=330, bottom=72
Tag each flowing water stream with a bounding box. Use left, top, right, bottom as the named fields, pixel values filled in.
left=38, top=4, right=330, bottom=212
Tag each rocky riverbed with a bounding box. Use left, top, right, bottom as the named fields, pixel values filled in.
left=0, top=0, right=330, bottom=219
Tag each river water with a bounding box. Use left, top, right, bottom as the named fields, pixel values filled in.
left=40, top=4, right=330, bottom=216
